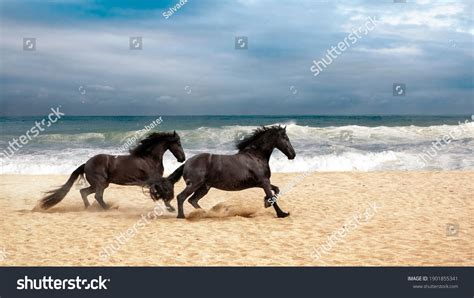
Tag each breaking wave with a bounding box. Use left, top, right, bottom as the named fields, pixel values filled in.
left=1, top=121, right=473, bottom=174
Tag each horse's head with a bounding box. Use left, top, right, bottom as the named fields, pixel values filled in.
left=168, top=131, right=185, bottom=163
left=130, top=131, right=185, bottom=163
left=236, top=125, right=296, bottom=160
left=275, top=126, right=296, bottom=160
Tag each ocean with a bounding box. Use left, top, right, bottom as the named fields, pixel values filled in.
left=0, top=115, right=473, bottom=174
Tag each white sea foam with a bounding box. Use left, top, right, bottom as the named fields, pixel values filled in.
left=1, top=122, right=473, bottom=174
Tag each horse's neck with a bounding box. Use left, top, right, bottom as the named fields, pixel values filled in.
left=143, top=155, right=164, bottom=175
left=149, top=154, right=163, bottom=165
left=144, top=149, right=164, bottom=167
left=149, top=145, right=165, bottom=163
left=242, top=144, right=274, bottom=162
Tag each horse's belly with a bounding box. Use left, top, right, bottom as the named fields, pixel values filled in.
left=213, top=184, right=255, bottom=191
left=209, top=176, right=259, bottom=191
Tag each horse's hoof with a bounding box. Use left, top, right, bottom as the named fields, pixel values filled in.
left=277, top=212, right=290, bottom=218
left=177, top=214, right=186, bottom=219
left=167, top=206, right=176, bottom=212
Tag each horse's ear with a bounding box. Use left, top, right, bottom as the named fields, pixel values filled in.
left=173, top=130, right=176, bottom=136
left=284, top=126, right=287, bottom=131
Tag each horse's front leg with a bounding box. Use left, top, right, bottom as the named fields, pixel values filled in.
left=262, top=181, right=289, bottom=218
left=262, top=184, right=280, bottom=208
left=265, top=184, right=280, bottom=208
left=271, top=184, right=280, bottom=195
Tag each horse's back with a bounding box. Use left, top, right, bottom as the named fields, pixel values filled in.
left=185, top=152, right=238, bottom=168
left=84, top=154, right=127, bottom=173
left=184, top=153, right=212, bottom=168
left=85, top=153, right=108, bottom=165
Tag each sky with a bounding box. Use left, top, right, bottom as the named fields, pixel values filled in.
left=0, top=0, right=472, bottom=116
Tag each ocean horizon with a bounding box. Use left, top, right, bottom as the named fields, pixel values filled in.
left=1, top=115, right=473, bottom=174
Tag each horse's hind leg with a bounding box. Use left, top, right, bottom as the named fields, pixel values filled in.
left=94, top=184, right=110, bottom=210
left=80, top=186, right=95, bottom=208
left=163, top=200, right=175, bottom=212
left=188, top=185, right=210, bottom=209
left=177, top=183, right=203, bottom=219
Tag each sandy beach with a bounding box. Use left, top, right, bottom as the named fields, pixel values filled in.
left=0, top=172, right=472, bottom=266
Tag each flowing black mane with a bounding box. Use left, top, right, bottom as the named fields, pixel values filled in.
left=236, top=125, right=284, bottom=151
left=130, top=132, right=178, bottom=156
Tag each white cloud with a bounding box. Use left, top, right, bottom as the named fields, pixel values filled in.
left=87, top=84, right=115, bottom=91
left=381, top=3, right=464, bottom=29
left=356, top=46, right=422, bottom=56
left=338, top=1, right=472, bottom=34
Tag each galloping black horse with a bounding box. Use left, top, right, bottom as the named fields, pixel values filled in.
left=39, top=131, right=185, bottom=210
left=150, top=125, right=295, bottom=219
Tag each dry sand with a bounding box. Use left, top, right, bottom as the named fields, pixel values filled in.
left=0, top=172, right=472, bottom=266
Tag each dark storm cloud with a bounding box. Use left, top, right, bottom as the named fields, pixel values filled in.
left=0, top=0, right=472, bottom=115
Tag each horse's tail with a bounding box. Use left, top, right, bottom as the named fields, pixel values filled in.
left=167, top=164, right=184, bottom=184
left=147, top=165, right=184, bottom=201
left=39, top=164, right=85, bottom=209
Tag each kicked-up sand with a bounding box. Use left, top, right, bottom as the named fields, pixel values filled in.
left=0, top=172, right=472, bottom=266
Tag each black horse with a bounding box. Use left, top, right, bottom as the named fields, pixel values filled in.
left=39, top=131, right=185, bottom=210
left=150, top=125, right=295, bottom=219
